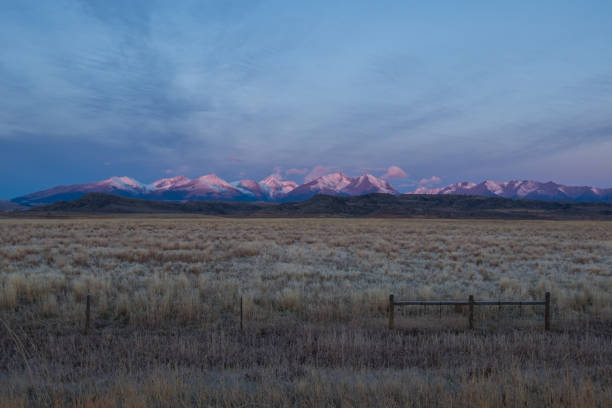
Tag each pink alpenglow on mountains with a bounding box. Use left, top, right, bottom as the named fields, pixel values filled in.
left=259, top=174, right=299, bottom=199
left=152, top=176, right=191, bottom=191
left=411, top=180, right=612, bottom=202
left=11, top=172, right=397, bottom=206
left=11, top=176, right=150, bottom=205
left=345, top=174, right=397, bottom=195
left=284, top=173, right=398, bottom=201
left=8, top=175, right=612, bottom=207
left=232, top=180, right=268, bottom=200
left=179, top=174, right=241, bottom=196
left=289, top=172, right=353, bottom=195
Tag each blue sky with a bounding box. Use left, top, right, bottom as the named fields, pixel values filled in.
left=1, top=0, right=611, bottom=197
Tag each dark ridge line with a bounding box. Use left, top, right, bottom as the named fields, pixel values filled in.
left=7, top=192, right=612, bottom=220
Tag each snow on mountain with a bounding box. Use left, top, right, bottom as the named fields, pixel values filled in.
left=412, top=181, right=476, bottom=195
left=260, top=174, right=299, bottom=199
left=285, top=172, right=398, bottom=201
left=10, top=172, right=400, bottom=206
left=284, top=172, right=352, bottom=201
left=171, top=174, right=247, bottom=200
left=411, top=180, right=612, bottom=202
left=344, top=174, right=398, bottom=195
left=13, top=173, right=280, bottom=205
left=186, top=174, right=236, bottom=192
left=309, top=172, right=353, bottom=192
left=11, top=174, right=611, bottom=207
left=96, top=176, right=148, bottom=192
left=144, top=174, right=269, bottom=201
left=12, top=176, right=150, bottom=205
left=231, top=180, right=268, bottom=200
left=152, top=176, right=191, bottom=191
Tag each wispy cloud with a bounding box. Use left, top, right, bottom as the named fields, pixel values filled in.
left=383, top=165, right=407, bottom=179
left=1, top=1, right=612, bottom=197
left=286, top=168, right=308, bottom=176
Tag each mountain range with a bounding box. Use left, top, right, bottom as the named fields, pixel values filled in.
left=10, top=172, right=399, bottom=206
left=411, top=180, right=612, bottom=203
left=6, top=174, right=612, bottom=208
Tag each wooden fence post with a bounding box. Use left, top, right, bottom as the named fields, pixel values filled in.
left=469, top=295, right=474, bottom=330
left=240, top=296, right=243, bottom=331
left=481, top=310, right=487, bottom=337
left=388, top=294, right=394, bottom=329
left=545, top=292, right=550, bottom=331
left=84, top=292, right=91, bottom=335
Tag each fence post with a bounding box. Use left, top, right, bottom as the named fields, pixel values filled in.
left=469, top=295, right=474, bottom=330
left=240, top=296, right=244, bottom=331
left=545, top=292, right=550, bottom=331
left=388, top=294, right=394, bottom=329
left=481, top=310, right=486, bottom=337
left=84, top=292, right=91, bottom=335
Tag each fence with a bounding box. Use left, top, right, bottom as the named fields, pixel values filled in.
left=388, top=292, right=551, bottom=331
left=80, top=291, right=550, bottom=335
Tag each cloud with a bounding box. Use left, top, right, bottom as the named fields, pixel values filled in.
left=383, top=165, right=408, bottom=179
left=286, top=168, right=308, bottom=175
left=358, top=167, right=386, bottom=174
left=418, top=176, right=441, bottom=186
left=2, top=2, right=612, bottom=196
left=226, top=156, right=242, bottom=163
left=305, top=165, right=337, bottom=182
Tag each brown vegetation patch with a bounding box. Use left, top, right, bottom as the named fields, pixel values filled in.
left=0, top=218, right=611, bottom=406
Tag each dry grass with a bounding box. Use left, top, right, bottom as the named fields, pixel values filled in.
left=0, top=217, right=611, bottom=406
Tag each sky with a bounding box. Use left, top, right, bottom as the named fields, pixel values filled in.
left=1, top=0, right=612, bottom=198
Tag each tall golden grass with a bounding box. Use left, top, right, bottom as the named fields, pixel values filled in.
left=0, top=217, right=610, bottom=406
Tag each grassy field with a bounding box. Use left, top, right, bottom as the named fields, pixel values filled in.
left=0, top=217, right=611, bottom=406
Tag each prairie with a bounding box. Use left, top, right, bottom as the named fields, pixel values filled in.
left=0, top=217, right=611, bottom=407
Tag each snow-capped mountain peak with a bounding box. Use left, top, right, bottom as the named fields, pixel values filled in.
left=285, top=172, right=398, bottom=200
left=11, top=173, right=612, bottom=207
left=455, top=181, right=477, bottom=190
left=230, top=180, right=268, bottom=199
left=236, top=180, right=260, bottom=190
left=483, top=180, right=503, bottom=194
left=194, top=174, right=231, bottom=186
left=359, top=174, right=395, bottom=191
left=410, top=180, right=612, bottom=202
left=259, top=174, right=298, bottom=198
left=183, top=174, right=239, bottom=194
left=260, top=173, right=282, bottom=184
left=515, top=180, right=541, bottom=197
left=97, top=176, right=147, bottom=192
left=345, top=174, right=398, bottom=195
left=308, top=172, right=352, bottom=192
left=152, top=176, right=191, bottom=191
